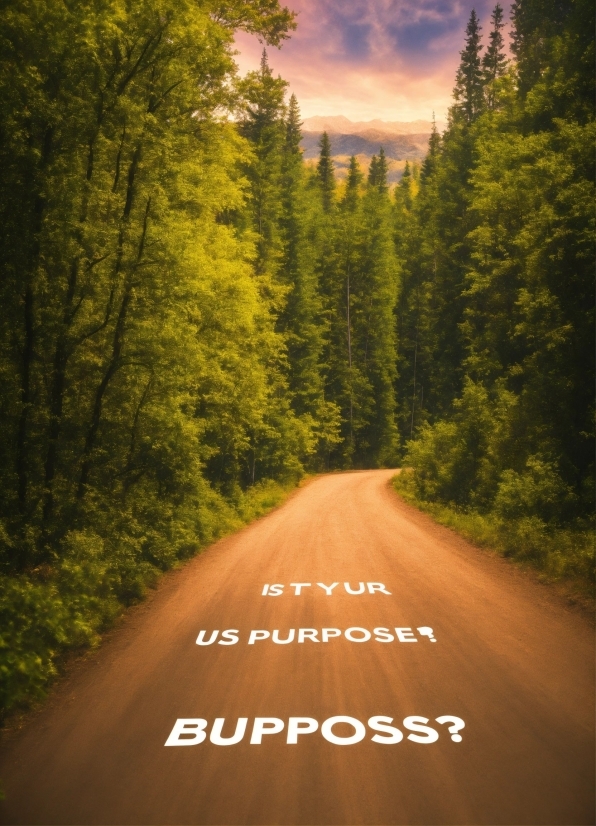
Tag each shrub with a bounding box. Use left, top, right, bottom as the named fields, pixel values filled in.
left=493, top=455, right=577, bottom=524
left=0, top=480, right=295, bottom=719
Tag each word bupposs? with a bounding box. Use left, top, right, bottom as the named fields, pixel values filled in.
left=196, top=627, right=437, bottom=645
left=165, top=715, right=465, bottom=746
left=262, top=582, right=391, bottom=596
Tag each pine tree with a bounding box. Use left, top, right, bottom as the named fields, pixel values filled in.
left=276, top=93, right=336, bottom=456
left=483, top=5, right=508, bottom=109
left=285, top=92, right=302, bottom=153
left=317, top=131, right=336, bottom=211
left=420, top=114, right=441, bottom=182
left=376, top=147, right=389, bottom=192
left=511, top=0, right=575, bottom=97
left=398, top=0, right=595, bottom=560
left=319, top=144, right=399, bottom=467
left=367, top=154, right=379, bottom=187
left=238, top=49, right=288, bottom=278
left=355, top=168, right=400, bottom=465
left=343, top=155, right=364, bottom=210
left=453, top=10, right=485, bottom=123
left=397, top=161, right=413, bottom=211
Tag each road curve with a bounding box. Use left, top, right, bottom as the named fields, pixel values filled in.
left=0, top=470, right=594, bottom=825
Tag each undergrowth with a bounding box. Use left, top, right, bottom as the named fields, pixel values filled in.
left=392, top=471, right=595, bottom=597
left=0, top=478, right=296, bottom=721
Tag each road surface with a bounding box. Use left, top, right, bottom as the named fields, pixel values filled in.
left=0, top=470, right=594, bottom=825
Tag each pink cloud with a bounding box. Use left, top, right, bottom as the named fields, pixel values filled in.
left=234, top=0, right=512, bottom=122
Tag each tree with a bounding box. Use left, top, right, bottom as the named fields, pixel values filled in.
left=0, top=0, right=298, bottom=573
left=322, top=152, right=399, bottom=467
left=276, top=93, right=338, bottom=457
left=317, top=131, right=336, bottom=212
left=511, top=0, right=574, bottom=97
left=367, top=154, right=379, bottom=187
left=396, top=161, right=413, bottom=211
left=453, top=10, right=484, bottom=123
left=237, top=49, right=288, bottom=279
left=420, top=115, right=441, bottom=183
left=398, top=0, right=595, bottom=564
left=343, top=155, right=364, bottom=210
left=375, top=147, right=389, bottom=192
left=482, top=5, right=508, bottom=109
left=355, top=174, right=400, bottom=465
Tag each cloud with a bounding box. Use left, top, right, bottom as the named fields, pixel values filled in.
left=234, top=0, right=510, bottom=121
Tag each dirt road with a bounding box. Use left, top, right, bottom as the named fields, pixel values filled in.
left=0, top=470, right=594, bottom=825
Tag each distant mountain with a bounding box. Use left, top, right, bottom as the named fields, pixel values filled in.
left=300, top=116, right=440, bottom=183
left=302, top=116, right=444, bottom=135
left=300, top=131, right=430, bottom=161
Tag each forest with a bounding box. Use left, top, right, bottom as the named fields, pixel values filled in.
left=0, top=0, right=593, bottom=716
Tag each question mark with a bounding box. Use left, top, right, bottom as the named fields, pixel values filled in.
left=417, top=626, right=436, bottom=642
left=435, top=715, right=465, bottom=742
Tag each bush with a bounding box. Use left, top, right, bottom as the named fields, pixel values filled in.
left=0, top=577, right=95, bottom=714
left=403, top=380, right=494, bottom=506
left=393, top=473, right=594, bottom=590
left=0, top=479, right=296, bottom=720
left=493, top=455, right=577, bottom=524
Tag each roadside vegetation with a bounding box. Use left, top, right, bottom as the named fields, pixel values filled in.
left=0, top=478, right=293, bottom=718
left=0, top=0, right=593, bottom=716
left=393, top=0, right=594, bottom=597
left=393, top=473, right=593, bottom=593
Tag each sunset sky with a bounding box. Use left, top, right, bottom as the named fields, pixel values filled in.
left=234, top=0, right=511, bottom=123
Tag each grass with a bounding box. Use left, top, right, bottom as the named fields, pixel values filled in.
left=392, top=472, right=595, bottom=602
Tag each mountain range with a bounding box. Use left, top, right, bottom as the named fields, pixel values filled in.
left=301, top=116, right=443, bottom=135
left=300, top=116, right=443, bottom=183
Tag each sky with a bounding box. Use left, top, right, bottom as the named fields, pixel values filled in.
left=234, top=0, right=510, bottom=123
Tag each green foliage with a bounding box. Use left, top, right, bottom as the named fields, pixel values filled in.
left=493, top=456, right=576, bottom=523
left=317, top=132, right=336, bottom=212
left=317, top=152, right=400, bottom=468
left=400, top=380, right=492, bottom=505
left=393, top=474, right=594, bottom=589
left=0, top=530, right=118, bottom=714
left=368, top=148, right=389, bottom=191
left=453, top=10, right=485, bottom=123
left=395, top=0, right=594, bottom=590
left=482, top=4, right=508, bottom=109
left=0, top=0, right=306, bottom=717
left=237, top=49, right=288, bottom=278
left=0, top=478, right=294, bottom=718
